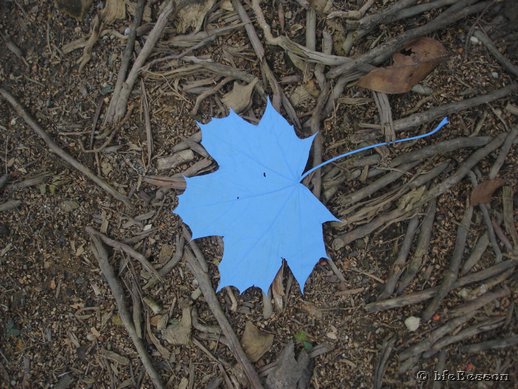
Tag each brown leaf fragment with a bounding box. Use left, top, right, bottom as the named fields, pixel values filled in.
left=470, top=178, right=505, bottom=206
left=55, top=0, right=93, bottom=20
left=222, top=79, right=259, bottom=113
left=176, top=0, right=216, bottom=34
left=101, top=0, right=126, bottom=23
left=162, top=306, right=191, bottom=345
left=241, top=321, right=274, bottom=362
left=357, top=37, right=448, bottom=94
left=266, top=342, right=314, bottom=389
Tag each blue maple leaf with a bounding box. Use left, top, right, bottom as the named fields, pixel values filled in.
left=174, top=101, right=447, bottom=293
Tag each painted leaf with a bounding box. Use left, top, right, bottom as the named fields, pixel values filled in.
left=175, top=101, right=338, bottom=292
left=174, top=101, right=449, bottom=293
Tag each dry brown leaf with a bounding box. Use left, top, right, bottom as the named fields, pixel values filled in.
left=271, top=266, right=285, bottom=310
left=241, top=321, right=274, bottom=362
left=470, top=178, right=505, bottom=206
left=102, top=0, right=126, bottom=23
left=222, top=79, right=259, bottom=113
left=176, top=0, right=216, bottom=34
left=162, top=306, right=191, bottom=345
left=265, top=342, right=313, bottom=389
left=357, top=37, right=448, bottom=94
left=55, top=0, right=93, bottom=20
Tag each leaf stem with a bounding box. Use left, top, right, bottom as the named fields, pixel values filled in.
left=299, top=117, right=449, bottom=181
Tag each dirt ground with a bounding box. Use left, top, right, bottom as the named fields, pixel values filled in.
left=1, top=0, right=517, bottom=388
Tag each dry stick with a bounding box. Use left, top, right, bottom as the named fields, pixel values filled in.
left=144, top=235, right=185, bottom=289
left=334, top=133, right=507, bottom=249
left=421, top=205, right=473, bottom=321
left=109, top=0, right=179, bottom=123
left=399, top=313, right=475, bottom=361
left=473, top=29, right=518, bottom=78
left=460, top=233, right=489, bottom=275
left=493, top=218, right=514, bottom=252
left=489, top=127, right=518, bottom=179
left=0, top=87, right=130, bottom=205
left=324, top=137, right=486, bottom=203
left=502, top=187, right=518, bottom=249
left=182, top=227, right=209, bottom=273
left=422, top=317, right=505, bottom=359
left=89, top=235, right=165, bottom=389
left=378, top=214, right=420, bottom=300
left=328, top=0, right=490, bottom=78
left=432, top=350, right=447, bottom=389
left=340, top=161, right=420, bottom=207
left=364, top=85, right=518, bottom=132
left=467, top=171, right=502, bottom=263
left=461, top=335, right=518, bottom=353
left=397, top=199, right=437, bottom=293
left=366, top=259, right=517, bottom=313
left=86, top=227, right=163, bottom=282
left=307, top=85, right=330, bottom=198
left=141, top=78, right=153, bottom=169
left=328, top=0, right=375, bottom=20
left=184, top=247, right=264, bottom=389
left=344, top=0, right=457, bottom=53
left=232, top=0, right=299, bottom=128
left=450, top=287, right=510, bottom=318
left=105, top=0, right=146, bottom=124
left=373, top=92, right=394, bottom=141
left=373, top=336, right=396, bottom=389
left=0, top=200, right=21, bottom=212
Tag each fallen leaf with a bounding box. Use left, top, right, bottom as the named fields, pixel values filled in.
left=357, top=37, right=448, bottom=94
left=265, top=342, right=313, bottom=389
left=55, top=0, right=93, bottom=19
left=162, top=307, right=191, bottom=345
left=470, top=178, right=505, bottom=206
left=241, top=322, right=274, bottom=362
left=300, top=300, right=322, bottom=320
left=271, top=266, right=285, bottom=310
left=60, top=200, right=79, bottom=213
left=176, top=0, right=216, bottom=34
left=101, top=0, right=126, bottom=23
left=222, top=79, right=259, bottom=113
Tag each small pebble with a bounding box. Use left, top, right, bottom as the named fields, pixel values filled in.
left=404, top=316, right=421, bottom=332
left=491, top=72, right=499, bottom=79
left=470, top=36, right=480, bottom=44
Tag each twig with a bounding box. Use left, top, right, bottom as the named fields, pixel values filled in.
left=468, top=171, right=502, bottom=262
left=333, top=131, right=505, bottom=248
left=105, top=0, right=146, bottom=125
left=365, top=260, right=516, bottom=312
left=328, top=0, right=376, bottom=20
left=373, top=92, right=394, bottom=141
left=182, top=226, right=208, bottom=273
left=144, top=235, right=185, bottom=289
left=363, top=85, right=518, bottom=132
left=432, top=350, right=447, bottom=389
left=422, top=205, right=473, bottom=321
left=191, top=77, right=233, bottom=116
left=86, top=227, right=162, bottom=282
left=449, top=287, right=510, bottom=318
left=461, top=335, right=518, bottom=353
left=460, top=233, right=489, bottom=275
left=378, top=214, right=420, bottom=299
left=0, top=199, right=21, bottom=212
left=473, top=29, right=518, bottom=78
left=141, top=78, right=153, bottom=169
left=328, top=0, right=490, bottom=78
left=89, top=234, right=165, bottom=389
left=397, top=199, right=437, bottom=293
left=399, top=313, right=475, bottom=361
left=373, top=336, right=395, bottom=389
left=232, top=0, right=300, bottom=128
left=184, top=247, right=264, bottom=389
left=105, top=0, right=179, bottom=123
left=502, top=187, right=518, bottom=249
left=0, top=87, right=130, bottom=205
left=423, top=317, right=505, bottom=358
left=489, top=127, right=518, bottom=179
